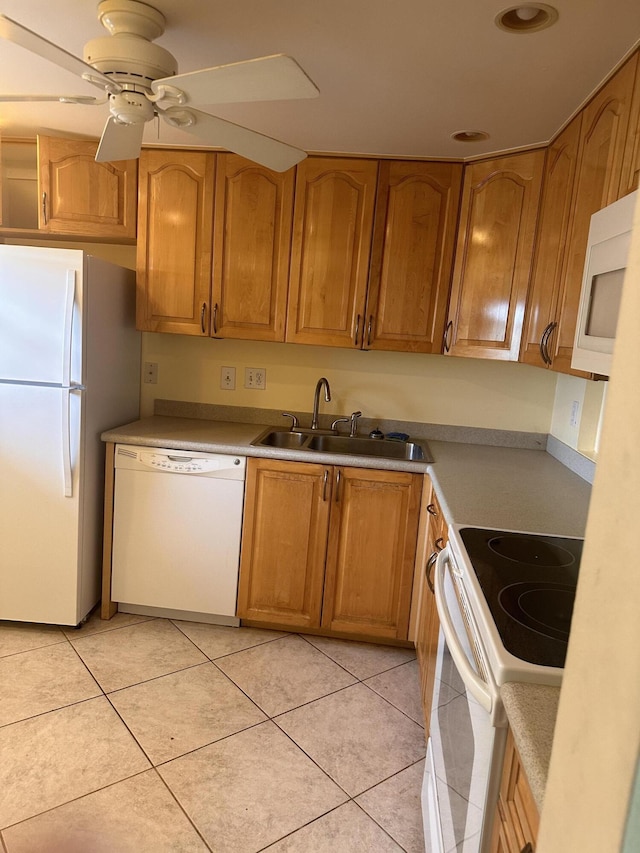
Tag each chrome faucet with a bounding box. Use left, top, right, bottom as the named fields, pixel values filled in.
left=311, top=377, right=331, bottom=430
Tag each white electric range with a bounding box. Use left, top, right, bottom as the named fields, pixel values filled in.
left=422, top=523, right=583, bottom=853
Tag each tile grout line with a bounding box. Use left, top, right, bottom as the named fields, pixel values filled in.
left=151, top=767, right=216, bottom=853
left=0, top=767, right=152, bottom=837
left=350, top=798, right=412, bottom=853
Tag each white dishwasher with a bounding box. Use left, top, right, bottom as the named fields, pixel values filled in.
left=111, top=443, right=246, bottom=626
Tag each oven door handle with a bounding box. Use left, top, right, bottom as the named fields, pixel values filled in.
left=434, top=547, right=495, bottom=716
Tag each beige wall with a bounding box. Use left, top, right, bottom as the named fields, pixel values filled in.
left=140, top=333, right=558, bottom=431
left=538, top=194, right=640, bottom=851
left=550, top=373, right=607, bottom=458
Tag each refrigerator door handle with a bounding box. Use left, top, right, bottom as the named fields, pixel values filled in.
left=62, top=388, right=73, bottom=498
left=62, top=270, right=76, bottom=388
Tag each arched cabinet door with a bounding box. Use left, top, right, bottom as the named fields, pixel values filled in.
left=365, top=160, right=462, bottom=353
left=551, top=53, right=638, bottom=374
left=521, top=116, right=583, bottom=371
left=286, top=157, right=378, bottom=349
left=136, top=149, right=215, bottom=335
left=38, top=134, right=137, bottom=239
left=445, top=150, right=545, bottom=361
left=211, top=154, right=294, bottom=342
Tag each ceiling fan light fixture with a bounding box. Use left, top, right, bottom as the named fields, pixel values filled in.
left=451, top=130, right=490, bottom=142
left=495, top=4, right=559, bottom=32
left=109, top=90, right=154, bottom=124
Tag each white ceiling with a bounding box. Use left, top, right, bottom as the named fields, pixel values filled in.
left=0, top=0, right=639, bottom=160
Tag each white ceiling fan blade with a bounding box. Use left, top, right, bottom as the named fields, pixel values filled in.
left=0, top=14, right=119, bottom=93
left=162, top=108, right=307, bottom=172
left=0, top=94, right=103, bottom=104
left=152, top=54, right=319, bottom=106
left=96, top=117, right=144, bottom=163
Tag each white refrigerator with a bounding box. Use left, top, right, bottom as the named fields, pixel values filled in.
left=0, top=245, right=141, bottom=626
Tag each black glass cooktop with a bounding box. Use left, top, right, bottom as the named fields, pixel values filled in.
left=459, top=527, right=583, bottom=668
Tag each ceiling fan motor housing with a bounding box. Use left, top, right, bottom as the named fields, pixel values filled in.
left=84, top=35, right=177, bottom=87
left=84, top=1, right=177, bottom=88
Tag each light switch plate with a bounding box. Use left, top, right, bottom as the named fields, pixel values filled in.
left=220, top=366, right=236, bottom=390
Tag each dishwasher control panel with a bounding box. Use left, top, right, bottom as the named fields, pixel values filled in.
left=143, top=453, right=223, bottom=474
left=115, top=444, right=246, bottom=479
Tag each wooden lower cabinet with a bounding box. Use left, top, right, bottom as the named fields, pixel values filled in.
left=237, top=457, right=421, bottom=641
left=415, top=483, right=447, bottom=732
left=490, top=728, right=539, bottom=853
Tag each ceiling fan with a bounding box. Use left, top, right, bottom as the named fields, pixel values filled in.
left=0, top=0, right=319, bottom=171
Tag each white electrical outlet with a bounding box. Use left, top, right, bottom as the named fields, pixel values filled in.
left=220, top=366, right=236, bottom=390
left=143, top=362, right=158, bottom=384
left=245, top=367, right=267, bottom=390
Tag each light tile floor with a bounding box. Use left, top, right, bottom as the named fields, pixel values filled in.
left=0, top=612, right=426, bottom=852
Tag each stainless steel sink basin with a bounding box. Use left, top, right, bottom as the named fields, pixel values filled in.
left=255, top=430, right=309, bottom=449
left=251, top=428, right=430, bottom=462
left=307, top=434, right=427, bottom=461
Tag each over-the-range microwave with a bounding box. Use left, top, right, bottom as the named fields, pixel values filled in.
left=572, top=189, right=638, bottom=376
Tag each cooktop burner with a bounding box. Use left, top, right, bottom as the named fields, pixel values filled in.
left=459, top=528, right=583, bottom=668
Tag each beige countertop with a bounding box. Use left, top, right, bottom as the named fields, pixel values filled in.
left=501, top=682, right=561, bottom=812
left=102, top=415, right=592, bottom=536
left=428, top=440, right=591, bottom=536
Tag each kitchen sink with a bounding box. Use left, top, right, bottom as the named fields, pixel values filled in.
left=307, top=434, right=427, bottom=461
left=251, top=428, right=430, bottom=462
left=256, top=430, right=310, bottom=449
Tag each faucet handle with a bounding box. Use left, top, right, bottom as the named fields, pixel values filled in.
left=349, top=411, right=362, bottom=437
left=330, top=416, right=350, bottom=433
left=282, top=412, right=299, bottom=431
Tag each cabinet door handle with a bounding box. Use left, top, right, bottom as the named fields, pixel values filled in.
left=322, top=469, right=329, bottom=501
left=425, top=551, right=438, bottom=593
left=366, top=314, right=374, bottom=347
left=542, top=320, right=557, bottom=365
left=200, top=303, right=207, bottom=335
left=443, top=320, right=453, bottom=353
left=334, top=469, right=341, bottom=502
left=539, top=322, right=552, bottom=364
left=354, top=314, right=361, bottom=347
left=213, top=302, right=219, bottom=336
left=42, top=191, right=48, bottom=225
left=435, top=537, right=445, bottom=552
left=427, top=503, right=438, bottom=517
left=520, top=844, right=534, bottom=853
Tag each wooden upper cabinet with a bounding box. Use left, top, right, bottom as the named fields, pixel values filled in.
left=521, top=116, right=583, bottom=370
left=365, top=160, right=462, bottom=353
left=37, top=135, right=137, bottom=239
left=620, top=53, right=640, bottom=198
left=322, top=467, right=421, bottom=640
left=211, top=154, right=294, bottom=341
left=445, top=150, right=545, bottom=360
left=285, top=157, right=378, bottom=348
left=551, top=53, right=637, bottom=374
left=136, top=149, right=215, bottom=334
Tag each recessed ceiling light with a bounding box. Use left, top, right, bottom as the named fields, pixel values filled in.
left=451, top=130, right=490, bottom=143
left=495, top=4, right=559, bottom=32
